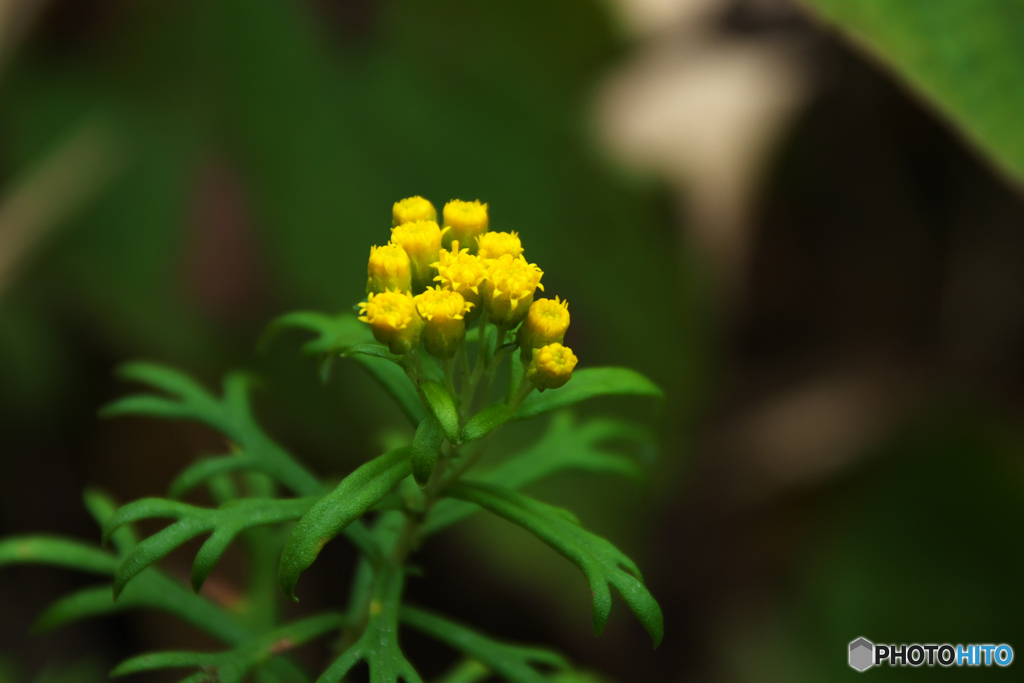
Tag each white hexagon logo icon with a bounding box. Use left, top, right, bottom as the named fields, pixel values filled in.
left=849, top=637, right=874, bottom=672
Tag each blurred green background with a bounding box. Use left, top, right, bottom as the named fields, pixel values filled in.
left=3, top=0, right=1024, bottom=680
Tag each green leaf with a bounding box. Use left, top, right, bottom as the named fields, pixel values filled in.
left=110, top=612, right=345, bottom=683
left=102, top=364, right=326, bottom=497
left=261, top=311, right=369, bottom=355
left=83, top=489, right=138, bottom=554
left=461, top=368, right=662, bottom=442
left=357, top=355, right=427, bottom=425
left=433, top=660, right=490, bottom=683
left=319, top=563, right=422, bottom=683
left=420, top=380, right=459, bottom=442
left=261, top=311, right=425, bottom=425
left=424, top=413, right=650, bottom=536
left=34, top=571, right=251, bottom=646
left=400, top=605, right=569, bottom=683
left=278, top=447, right=412, bottom=601
left=102, top=496, right=318, bottom=596
left=518, top=367, right=662, bottom=420
left=167, top=453, right=262, bottom=499
left=342, top=341, right=404, bottom=363
left=444, top=482, right=663, bottom=648
left=798, top=0, right=1024, bottom=185
left=0, top=537, right=118, bottom=576
left=411, top=414, right=446, bottom=487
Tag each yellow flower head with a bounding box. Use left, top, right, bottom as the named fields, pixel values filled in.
left=442, top=199, right=489, bottom=253
left=358, top=289, right=422, bottom=355
left=414, top=286, right=473, bottom=358
left=391, top=220, right=442, bottom=293
left=366, top=243, right=412, bottom=295
left=393, top=196, right=437, bottom=226
left=526, top=342, right=578, bottom=391
left=432, top=240, right=487, bottom=321
left=517, top=296, right=569, bottom=361
left=483, top=254, right=544, bottom=327
left=476, top=231, right=523, bottom=261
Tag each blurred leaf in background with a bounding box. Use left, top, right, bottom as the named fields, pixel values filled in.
left=799, top=0, right=1024, bottom=187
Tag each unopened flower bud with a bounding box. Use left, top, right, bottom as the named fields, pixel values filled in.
left=442, top=199, right=488, bottom=252
left=526, top=343, right=577, bottom=391
left=366, top=243, right=412, bottom=295
left=393, top=196, right=436, bottom=226
left=517, top=296, right=569, bottom=361
left=358, top=289, right=422, bottom=354
left=476, top=231, right=523, bottom=261
left=483, top=254, right=544, bottom=327
left=431, top=240, right=487, bottom=321
left=391, top=220, right=442, bottom=292
left=414, top=287, right=473, bottom=358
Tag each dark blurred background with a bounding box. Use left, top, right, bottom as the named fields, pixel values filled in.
left=3, top=0, right=1024, bottom=680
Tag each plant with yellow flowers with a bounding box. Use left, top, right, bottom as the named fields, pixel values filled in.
left=0, top=196, right=665, bottom=683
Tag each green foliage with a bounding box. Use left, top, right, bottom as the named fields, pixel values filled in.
left=102, top=496, right=318, bottom=596
left=461, top=368, right=663, bottom=443
left=445, top=482, right=664, bottom=647
left=412, top=413, right=446, bottom=487
left=101, top=362, right=325, bottom=496
left=278, top=447, right=411, bottom=600
left=401, top=606, right=569, bottom=683
left=1, top=294, right=663, bottom=678
left=799, top=0, right=1024, bottom=185
left=110, top=612, right=345, bottom=683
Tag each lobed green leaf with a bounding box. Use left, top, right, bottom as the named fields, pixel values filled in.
left=0, top=537, right=118, bottom=576
left=279, top=447, right=412, bottom=601
left=102, top=496, right=318, bottom=596
left=261, top=311, right=426, bottom=425
left=111, top=612, right=345, bottom=683
left=102, top=364, right=325, bottom=497
left=167, top=453, right=262, bottom=499
left=424, top=413, right=650, bottom=536
left=401, top=605, right=569, bottom=683
left=320, top=563, right=422, bottom=683
left=34, top=571, right=251, bottom=645
left=444, top=482, right=663, bottom=648
left=461, top=367, right=662, bottom=442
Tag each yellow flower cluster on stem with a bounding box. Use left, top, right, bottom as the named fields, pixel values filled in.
left=361, top=195, right=578, bottom=425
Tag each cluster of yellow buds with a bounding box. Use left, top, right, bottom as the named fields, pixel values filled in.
left=361, top=196, right=578, bottom=390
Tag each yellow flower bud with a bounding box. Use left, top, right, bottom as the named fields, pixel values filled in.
left=391, top=220, right=442, bottom=293
left=482, top=254, right=544, bottom=327
left=366, top=243, right=412, bottom=295
left=431, top=240, right=487, bottom=321
left=393, top=196, right=436, bottom=226
left=442, top=199, right=488, bottom=252
left=476, top=231, right=523, bottom=261
left=517, top=296, right=569, bottom=361
left=358, top=289, right=422, bottom=355
left=526, top=343, right=577, bottom=390
left=414, top=286, right=473, bottom=358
